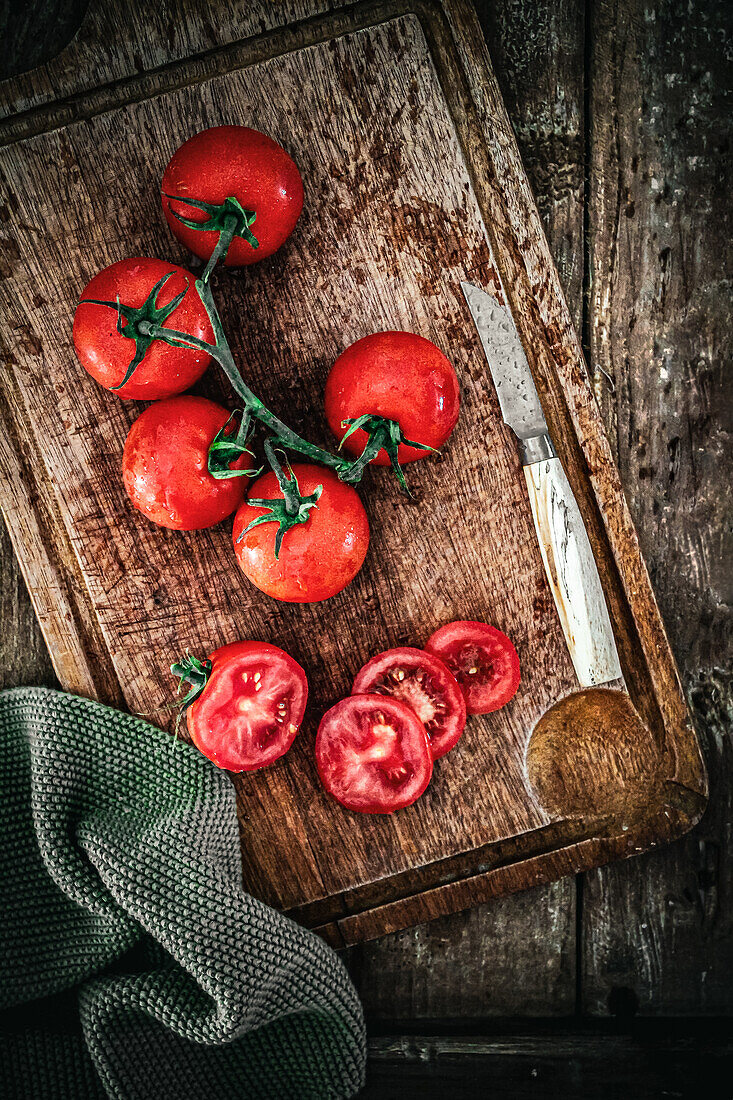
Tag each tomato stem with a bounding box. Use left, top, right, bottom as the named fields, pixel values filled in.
left=201, top=213, right=239, bottom=284
left=139, top=278, right=436, bottom=551
left=207, top=410, right=262, bottom=480
left=83, top=270, right=189, bottom=390
left=150, top=278, right=353, bottom=475
left=237, top=451, right=323, bottom=559
left=170, top=654, right=213, bottom=711
left=163, top=193, right=258, bottom=280
left=339, top=414, right=437, bottom=492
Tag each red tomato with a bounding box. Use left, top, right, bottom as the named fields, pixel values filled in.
left=186, top=640, right=308, bottom=771
left=351, top=646, right=466, bottom=760
left=425, top=620, right=520, bottom=714
left=123, top=395, right=248, bottom=530
left=161, top=126, right=304, bottom=266
left=324, top=331, right=460, bottom=465
left=232, top=464, right=369, bottom=602
left=73, top=258, right=213, bottom=399
left=316, top=695, right=433, bottom=814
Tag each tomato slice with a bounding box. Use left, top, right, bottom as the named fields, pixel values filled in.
left=425, top=621, right=520, bottom=714
left=351, top=646, right=466, bottom=760
left=316, top=695, right=433, bottom=814
left=186, top=641, right=308, bottom=771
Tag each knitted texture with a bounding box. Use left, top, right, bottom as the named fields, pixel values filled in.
left=0, top=686, right=366, bottom=1099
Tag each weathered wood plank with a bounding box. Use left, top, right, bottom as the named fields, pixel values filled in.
left=355, top=0, right=585, bottom=1017
left=362, top=1031, right=733, bottom=1098
left=584, top=0, right=733, bottom=1014
left=0, top=516, right=55, bottom=690
left=0, top=0, right=337, bottom=119
left=352, top=880, right=575, bottom=1017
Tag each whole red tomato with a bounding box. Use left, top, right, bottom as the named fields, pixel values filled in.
left=161, top=125, right=304, bottom=266
left=182, top=640, right=308, bottom=772
left=123, top=395, right=248, bottom=530
left=232, top=464, right=370, bottom=602
left=73, top=258, right=212, bottom=399
left=324, top=331, right=460, bottom=465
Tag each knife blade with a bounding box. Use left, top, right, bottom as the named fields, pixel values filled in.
left=461, top=280, right=622, bottom=688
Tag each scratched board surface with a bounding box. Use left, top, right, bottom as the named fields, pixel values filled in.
left=0, top=7, right=705, bottom=944
left=0, top=16, right=575, bottom=906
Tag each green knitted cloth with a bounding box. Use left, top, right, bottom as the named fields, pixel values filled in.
left=0, top=687, right=366, bottom=1099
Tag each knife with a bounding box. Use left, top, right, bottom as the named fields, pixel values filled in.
left=461, top=281, right=622, bottom=687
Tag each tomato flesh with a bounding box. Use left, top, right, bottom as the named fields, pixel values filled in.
left=162, top=125, right=304, bottom=266
left=425, top=620, right=520, bottom=715
left=187, top=641, right=308, bottom=772
left=73, top=258, right=213, bottom=400
left=316, top=695, right=432, bottom=814
left=324, top=331, right=460, bottom=465
left=351, top=646, right=466, bottom=759
left=232, top=464, right=370, bottom=603
left=122, top=395, right=248, bottom=530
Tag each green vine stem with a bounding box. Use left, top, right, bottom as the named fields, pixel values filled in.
left=207, top=410, right=262, bottom=479
left=338, top=413, right=437, bottom=492
left=162, top=193, right=259, bottom=283
left=170, top=654, right=213, bottom=711
left=236, top=441, right=323, bottom=558
left=84, top=271, right=189, bottom=390
left=132, top=272, right=440, bottom=517
left=141, top=277, right=354, bottom=476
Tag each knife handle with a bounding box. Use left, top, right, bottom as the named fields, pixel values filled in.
left=523, top=456, right=622, bottom=687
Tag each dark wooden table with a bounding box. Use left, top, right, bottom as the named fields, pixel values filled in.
left=1, top=2, right=730, bottom=1096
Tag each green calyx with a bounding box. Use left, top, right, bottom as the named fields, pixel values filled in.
left=170, top=654, right=213, bottom=711
left=163, top=193, right=258, bottom=281
left=84, top=271, right=189, bottom=390
left=236, top=441, right=323, bottom=558
left=338, top=414, right=437, bottom=492
left=207, top=410, right=263, bottom=480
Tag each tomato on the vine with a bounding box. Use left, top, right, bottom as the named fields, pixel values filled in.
left=316, top=694, right=433, bottom=814
left=161, top=126, right=304, bottom=266
left=425, top=620, right=520, bottom=714
left=73, top=258, right=212, bottom=399
left=324, top=331, right=460, bottom=465
left=352, top=646, right=466, bottom=759
left=182, top=640, right=308, bottom=772
left=123, top=395, right=248, bottom=530
left=232, top=464, right=369, bottom=603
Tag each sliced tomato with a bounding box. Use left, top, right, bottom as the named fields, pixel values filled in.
left=425, top=620, right=520, bottom=715
left=315, top=695, right=433, bottom=814
left=351, top=646, right=466, bottom=760
left=186, top=640, right=308, bottom=772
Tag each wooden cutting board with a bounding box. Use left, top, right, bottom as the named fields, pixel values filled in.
left=0, top=0, right=706, bottom=946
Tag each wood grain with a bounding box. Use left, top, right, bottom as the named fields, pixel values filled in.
left=1, top=0, right=728, bottom=1040
left=363, top=1030, right=733, bottom=1099
left=355, top=0, right=586, bottom=1012
left=0, top=0, right=706, bottom=945
left=583, top=0, right=733, bottom=1015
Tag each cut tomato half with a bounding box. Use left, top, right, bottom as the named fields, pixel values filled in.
left=186, top=641, right=308, bottom=771
left=316, top=694, right=433, bottom=814
left=425, top=620, right=520, bottom=714
left=351, top=646, right=466, bottom=759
